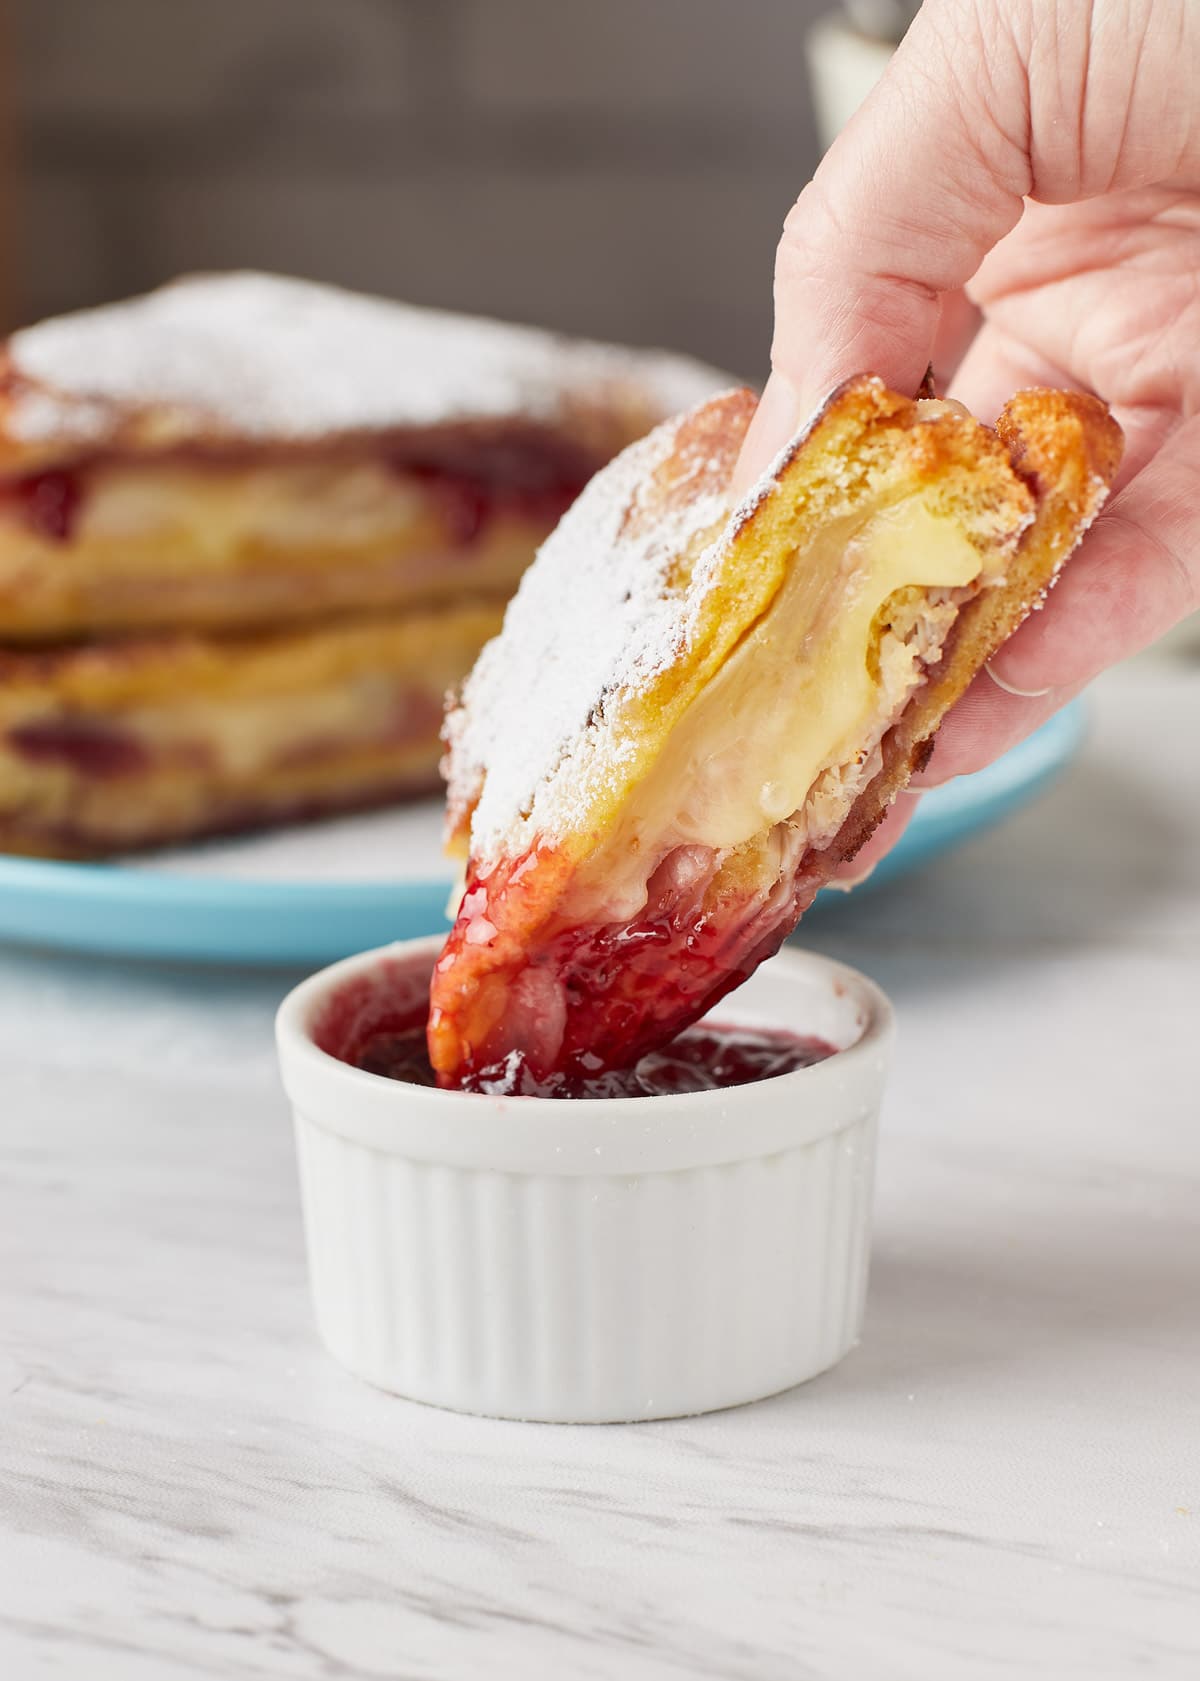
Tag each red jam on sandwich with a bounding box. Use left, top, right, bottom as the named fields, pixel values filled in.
left=314, top=953, right=834, bottom=1099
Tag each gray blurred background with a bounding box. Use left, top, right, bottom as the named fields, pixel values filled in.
left=11, top=0, right=848, bottom=379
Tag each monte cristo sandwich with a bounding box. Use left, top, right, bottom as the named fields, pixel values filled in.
left=0, top=273, right=720, bottom=854
left=429, top=378, right=1122, bottom=1093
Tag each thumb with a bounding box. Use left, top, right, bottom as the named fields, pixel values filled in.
left=735, top=0, right=1032, bottom=488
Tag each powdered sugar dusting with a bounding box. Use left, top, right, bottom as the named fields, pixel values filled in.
left=445, top=394, right=744, bottom=864
left=8, top=272, right=724, bottom=445
left=7, top=388, right=111, bottom=445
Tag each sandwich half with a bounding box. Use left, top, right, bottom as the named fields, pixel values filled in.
left=0, top=272, right=720, bottom=641
left=430, top=378, right=1122, bottom=1093
left=0, top=272, right=724, bottom=858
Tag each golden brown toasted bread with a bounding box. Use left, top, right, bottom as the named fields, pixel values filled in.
left=0, top=601, right=503, bottom=857
left=429, top=379, right=1122, bottom=1092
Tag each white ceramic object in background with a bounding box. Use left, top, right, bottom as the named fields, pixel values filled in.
left=806, top=13, right=899, bottom=150
left=275, top=937, right=894, bottom=1423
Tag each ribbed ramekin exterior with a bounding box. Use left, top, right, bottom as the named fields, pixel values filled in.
left=292, top=1104, right=877, bottom=1422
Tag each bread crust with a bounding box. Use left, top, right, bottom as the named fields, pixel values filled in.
left=801, top=386, right=1122, bottom=876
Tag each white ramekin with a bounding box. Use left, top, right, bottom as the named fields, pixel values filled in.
left=275, top=937, right=893, bottom=1423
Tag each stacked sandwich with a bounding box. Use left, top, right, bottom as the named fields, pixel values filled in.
left=0, top=273, right=717, bottom=856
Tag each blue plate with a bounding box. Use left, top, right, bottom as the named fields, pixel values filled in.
left=0, top=704, right=1084, bottom=966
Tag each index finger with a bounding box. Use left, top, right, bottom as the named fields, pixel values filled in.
left=737, top=0, right=1033, bottom=485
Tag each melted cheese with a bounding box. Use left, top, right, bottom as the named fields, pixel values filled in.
left=79, top=461, right=428, bottom=548
left=583, top=500, right=985, bottom=917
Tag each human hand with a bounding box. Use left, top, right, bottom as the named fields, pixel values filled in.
left=737, top=0, right=1200, bottom=872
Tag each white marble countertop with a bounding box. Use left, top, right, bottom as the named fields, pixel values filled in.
left=2, top=661, right=1198, bottom=1680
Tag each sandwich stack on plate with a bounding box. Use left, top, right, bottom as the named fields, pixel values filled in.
left=0, top=272, right=718, bottom=857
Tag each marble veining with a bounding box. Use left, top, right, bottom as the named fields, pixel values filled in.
left=1, top=664, right=1198, bottom=1680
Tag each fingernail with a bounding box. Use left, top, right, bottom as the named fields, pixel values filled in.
left=984, top=659, right=1053, bottom=700
left=731, top=370, right=806, bottom=498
